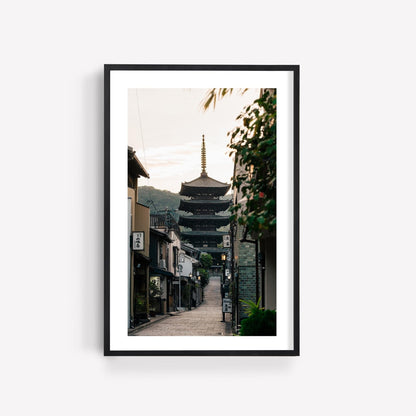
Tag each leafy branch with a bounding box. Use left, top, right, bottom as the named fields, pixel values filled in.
left=201, top=88, right=248, bottom=111
left=228, top=89, right=276, bottom=238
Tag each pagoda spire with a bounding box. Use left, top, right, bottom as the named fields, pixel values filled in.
left=201, top=135, right=207, bottom=176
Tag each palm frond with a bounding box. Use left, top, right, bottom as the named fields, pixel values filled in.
left=201, top=88, right=249, bottom=112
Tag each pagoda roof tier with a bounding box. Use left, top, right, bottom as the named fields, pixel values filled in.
left=181, top=231, right=228, bottom=237
left=198, top=247, right=229, bottom=254
left=179, top=173, right=230, bottom=197
left=181, top=231, right=226, bottom=244
left=179, top=198, right=231, bottom=213
left=178, top=215, right=230, bottom=227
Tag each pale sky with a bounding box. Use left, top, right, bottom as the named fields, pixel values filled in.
left=128, top=88, right=260, bottom=193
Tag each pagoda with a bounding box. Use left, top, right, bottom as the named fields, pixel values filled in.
left=178, top=135, right=231, bottom=262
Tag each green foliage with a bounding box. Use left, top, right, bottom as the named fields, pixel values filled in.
left=200, top=253, right=213, bottom=269
left=137, top=186, right=181, bottom=218
left=201, top=88, right=248, bottom=111
left=197, top=254, right=213, bottom=290
left=149, top=279, right=162, bottom=310
left=228, top=89, right=276, bottom=238
left=135, top=294, right=147, bottom=314
left=198, top=268, right=210, bottom=288
left=149, top=279, right=163, bottom=297
left=241, top=297, right=262, bottom=317
left=239, top=297, right=276, bottom=336
left=239, top=309, right=276, bottom=336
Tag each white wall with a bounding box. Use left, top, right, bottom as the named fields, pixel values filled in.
left=181, top=254, right=193, bottom=278
left=1, top=1, right=416, bottom=415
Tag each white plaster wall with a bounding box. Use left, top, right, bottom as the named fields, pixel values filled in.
left=181, top=254, right=193, bottom=277
left=1, top=1, right=416, bottom=415
left=168, top=230, right=181, bottom=275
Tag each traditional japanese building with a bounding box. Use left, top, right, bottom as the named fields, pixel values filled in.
left=178, top=135, right=231, bottom=263
left=128, top=146, right=151, bottom=327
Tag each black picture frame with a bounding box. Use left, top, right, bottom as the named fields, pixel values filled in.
left=104, top=64, right=299, bottom=356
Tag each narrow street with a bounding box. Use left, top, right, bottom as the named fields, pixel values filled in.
left=131, top=275, right=232, bottom=336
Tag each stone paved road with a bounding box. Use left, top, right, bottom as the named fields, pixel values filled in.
left=132, top=275, right=232, bottom=336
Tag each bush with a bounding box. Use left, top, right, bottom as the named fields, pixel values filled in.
left=200, top=253, right=213, bottom=269
left=135, top=294, right=145, bottom=310
left=239, top=298, right=276, bottom=336
left=198, top=268, right=210, bottom=288
left=149, top=280, right=162, bottom=311
left=240, top=309, right=276, bottom=336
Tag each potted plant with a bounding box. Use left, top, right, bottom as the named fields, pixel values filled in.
left=149, top=279, right=163, bottom=316
left=135, top=294, right=148, bottom=324
left=239, top=298, right=276, bottom=336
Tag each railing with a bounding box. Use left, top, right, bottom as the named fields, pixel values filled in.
left=150, top=213, right=180, bottom=234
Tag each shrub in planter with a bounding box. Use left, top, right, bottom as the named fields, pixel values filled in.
left=134, top=295, right=148, bottom=325
left=239, top=298, right=276, bottom=336
left=240, top=309, right=276, bottom=336
left=149, top=279, right=163, bottom=314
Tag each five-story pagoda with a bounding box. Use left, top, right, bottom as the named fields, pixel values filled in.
left=178, top=135, right=230, bottom=262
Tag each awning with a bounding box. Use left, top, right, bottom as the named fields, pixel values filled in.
left=134, top=252, right=150, bottom=264
left=150, top=267, right=174, bottom=278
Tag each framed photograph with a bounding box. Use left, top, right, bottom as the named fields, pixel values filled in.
left=104, top=65, right=299, bottom=356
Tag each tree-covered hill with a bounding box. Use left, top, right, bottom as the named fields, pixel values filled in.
left=138, top=186, right=181, bottom=214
